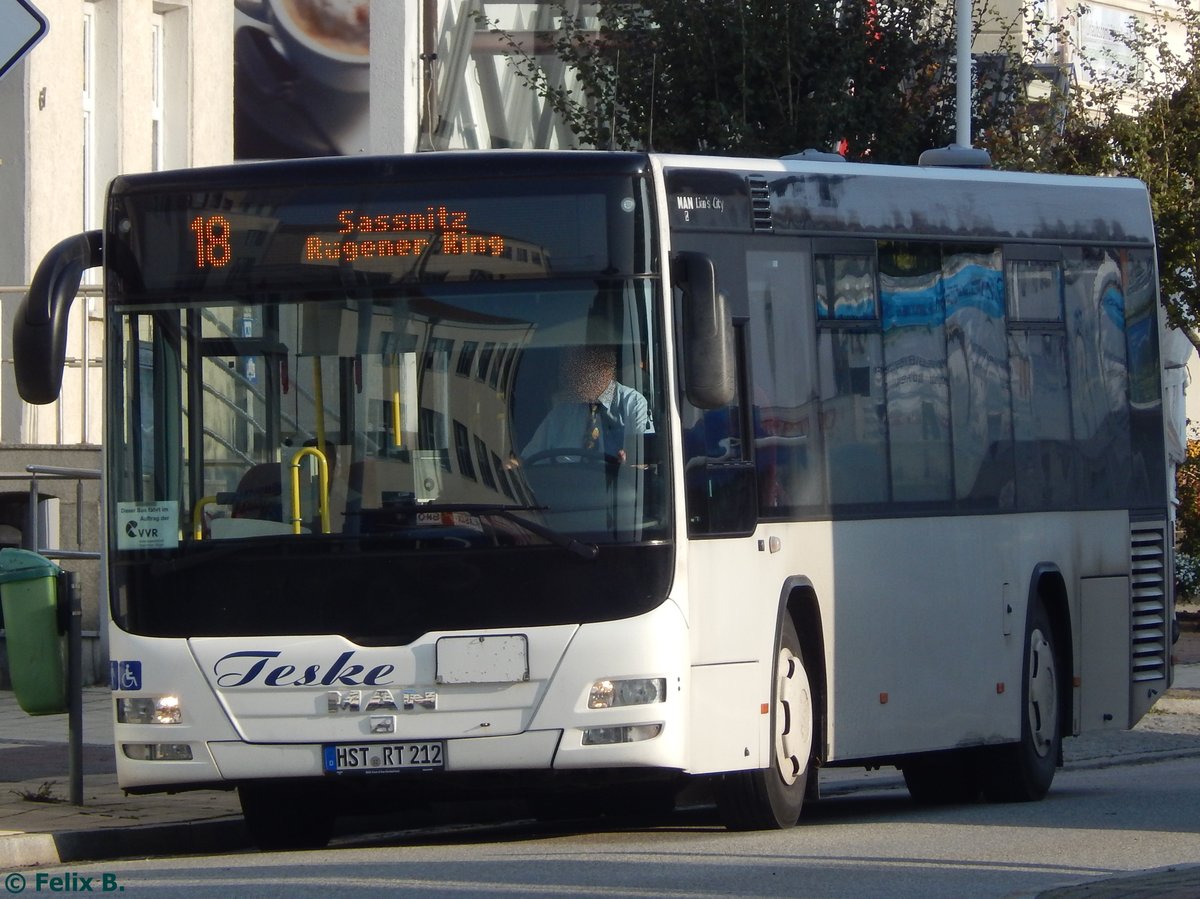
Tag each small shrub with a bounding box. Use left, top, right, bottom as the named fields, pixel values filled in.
left=11, top=781, right=64, bottom=804
left=1176, top=551, right=1200, bottom=602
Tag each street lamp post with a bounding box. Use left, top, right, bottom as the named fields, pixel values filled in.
left=957, top=0, right=972, bottom=147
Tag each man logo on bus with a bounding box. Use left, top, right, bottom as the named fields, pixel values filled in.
left=327, top=689, right=437, bottom=713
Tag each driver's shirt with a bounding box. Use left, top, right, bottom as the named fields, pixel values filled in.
left=522, top=380, right=653, bottom=459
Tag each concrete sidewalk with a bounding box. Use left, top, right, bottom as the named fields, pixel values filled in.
left=0, top=687, right=246, bottom=867
left=0, top=670, right=1198, bottom=892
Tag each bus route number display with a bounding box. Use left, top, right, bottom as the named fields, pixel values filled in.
left=189, top=214, right=232, bottom=268
left=187, top=207, right=506, bottom=270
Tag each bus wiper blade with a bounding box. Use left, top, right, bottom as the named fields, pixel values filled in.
left=414, top=503, right=599, bottom=561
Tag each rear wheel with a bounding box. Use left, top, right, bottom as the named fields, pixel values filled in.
left=716, top=616, right=813, bottom=830
left=983, top=599, right=1061, bottom=802
left=239, top=781, right=336, bottom=851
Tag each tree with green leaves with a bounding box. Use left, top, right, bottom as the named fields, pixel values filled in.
left=479, top=0, right=969, bottom=162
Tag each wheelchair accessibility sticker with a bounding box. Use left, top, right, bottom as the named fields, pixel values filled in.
left=116, top=501, right=178, bottom=550
left=110, top=660, right=142, bottom=691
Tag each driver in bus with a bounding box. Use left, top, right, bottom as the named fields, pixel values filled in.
left=517, top=344, right=653, bottom=465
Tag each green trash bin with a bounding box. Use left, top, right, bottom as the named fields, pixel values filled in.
left=0, top=548, right=66, bottom=715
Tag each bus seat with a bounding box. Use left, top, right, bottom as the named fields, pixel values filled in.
left=230, top=463, right=283, bottom=521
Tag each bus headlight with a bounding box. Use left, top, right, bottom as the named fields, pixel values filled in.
left=588, top=677, right=666, bottom=709
left=116, top=695, right=182, bottom=725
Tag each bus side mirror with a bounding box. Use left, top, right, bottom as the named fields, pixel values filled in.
left=13, top=231, right=102, bottom=405
left=673, top=251, right=735, bottom=409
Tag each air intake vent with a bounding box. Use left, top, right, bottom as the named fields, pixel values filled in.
left=748, top=176, right=772, bottom=232
left=1130, top=521, right=1169, bottom=683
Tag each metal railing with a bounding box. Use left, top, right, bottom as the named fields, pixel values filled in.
left=17, top=465, right=101, bottom=560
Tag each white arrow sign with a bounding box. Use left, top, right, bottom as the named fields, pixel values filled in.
left=0, top=0, right=47, bottom=81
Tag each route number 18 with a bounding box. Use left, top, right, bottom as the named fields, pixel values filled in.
left=189, top=214, right=232, bottom=268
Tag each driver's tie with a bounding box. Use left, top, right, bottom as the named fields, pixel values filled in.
left=583, top=402, right=601, bottom=450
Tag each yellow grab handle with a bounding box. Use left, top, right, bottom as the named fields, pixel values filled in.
left=386, top=354, right=402, bottom=448
left=392, top=387, right=402, bottom=448
left=289, top=446, right=331, bottom=534
left=192, top=496, right=217, bottom=540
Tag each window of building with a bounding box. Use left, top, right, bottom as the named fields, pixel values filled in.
left=151, top=14, right=165, bottom=171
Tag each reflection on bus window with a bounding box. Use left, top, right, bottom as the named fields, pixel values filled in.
left=123, top=285, right=668, bottom=548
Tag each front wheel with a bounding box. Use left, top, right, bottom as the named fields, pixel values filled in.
left=715, top=616, right=814, bottom=830
left=983, top=599, right=1061, bottom=802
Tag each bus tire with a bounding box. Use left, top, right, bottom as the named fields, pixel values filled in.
left=716, top=616, right=812, bottom=830
left=239, top=781, right=336, bottom=851
left=983, top=599, right=1061, bottom=803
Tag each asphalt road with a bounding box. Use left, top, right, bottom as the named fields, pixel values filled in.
left=9, top=753, right=1200, bottom=899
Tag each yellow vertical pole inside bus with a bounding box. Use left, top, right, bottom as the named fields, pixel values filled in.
left=380, top=347, right=402, bottom=449
left=391, top=352, right=402, bottom=448
left=289, top=446, right=330, bottom=534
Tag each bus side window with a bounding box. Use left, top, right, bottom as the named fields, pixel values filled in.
left=944, top=245, right=1014, bottom=510
left=1063, top=247, right=1131, bottom=508
left=879, top=241, right=953, bottom=504
left=681, top=399, right=756, bottom=537
left=680, top=320, right=756, bottom=537
left=1006, top=255, right=1074, bottom=509
left=1124, top=248, right=1166, bottom=507
left=747, top=248, right=823, bottom=516
left=815, top=251, right=889, bottom=507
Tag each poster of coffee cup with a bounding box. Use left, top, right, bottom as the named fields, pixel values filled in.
left=234, top=0, right=371, bottom=159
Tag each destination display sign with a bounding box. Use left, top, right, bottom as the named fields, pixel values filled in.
left=108, top=168, right=651, bottom=296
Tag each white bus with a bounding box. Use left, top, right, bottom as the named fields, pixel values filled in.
left=13, top=150, right=1175, bottom=848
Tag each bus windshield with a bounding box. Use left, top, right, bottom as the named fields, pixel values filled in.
left=103, top=160, right=673, bottom=639
left=113, top=281, right=667, bottom=547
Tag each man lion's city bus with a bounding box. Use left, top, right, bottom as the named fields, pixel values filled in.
left=13, top=151, right=1175, bottom=849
